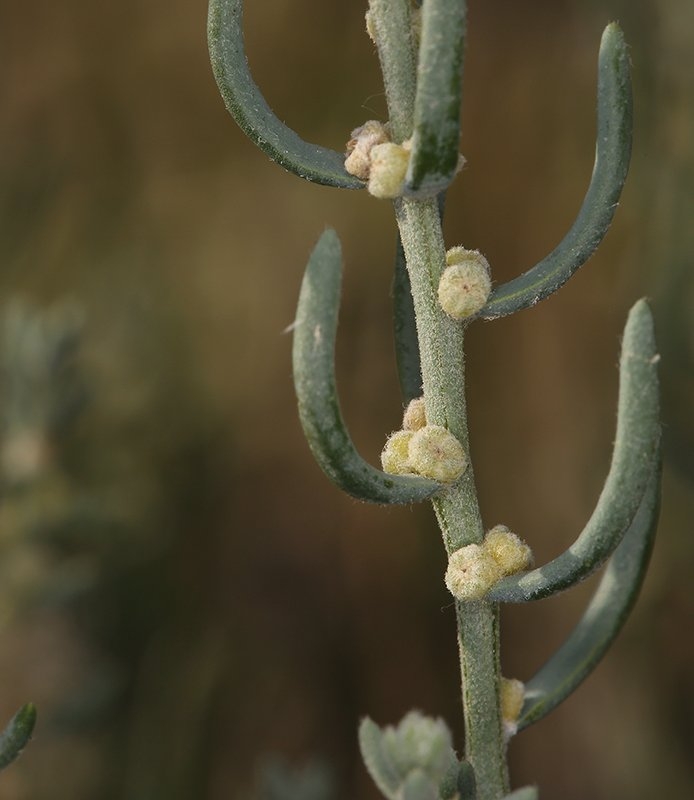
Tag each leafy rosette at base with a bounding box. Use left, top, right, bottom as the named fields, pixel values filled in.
left=359, top=712, right=474, bottom=800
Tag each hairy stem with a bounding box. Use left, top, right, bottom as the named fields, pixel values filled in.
left=395, top=198, right=507, bottom=798
left=368, top=0, right=508, bottom=795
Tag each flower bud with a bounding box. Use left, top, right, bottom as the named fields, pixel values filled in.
left=381, top=430, right=414, bottom=475
left=438, top=248, right=492, bottom=320
left=408, top=424, right=467, bottom=482
left=484, top=525, right=533, bottom=576
left=345, top=120, right=390, bottom=180
left=367, top=141, right=411, bottom=199
left=402, top=397, right=427, bottom=431
left=445, top=544, right=502, bottom=600
left=500, top=677, right=525, bottom=741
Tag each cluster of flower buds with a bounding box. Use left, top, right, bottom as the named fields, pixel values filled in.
left=445, top=525, right=533, bottom=601
left=344, top=120, right=413, bottom=199
left=381, top=397, right=468, bottom=483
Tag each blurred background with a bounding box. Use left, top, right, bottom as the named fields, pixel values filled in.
left=0, top=0, right=692, bottom=798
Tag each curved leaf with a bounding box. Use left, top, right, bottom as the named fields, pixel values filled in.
left=481, top=23, right=632, bottom=319
left=208, top=0, right=362, bottom=189
left=293, top=230, right=441, bottom=504
left=0, top=703, right=36, bottom=770
left=404, top=0, right=467, bottom=196
left=518, top=459, right=660, bottom=730
left=488, top=299, right=659, bottom=602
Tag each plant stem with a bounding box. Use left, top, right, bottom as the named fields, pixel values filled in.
left=368, top=1, right=509, bottom=795
left=395, top=198, right=508, bottom=798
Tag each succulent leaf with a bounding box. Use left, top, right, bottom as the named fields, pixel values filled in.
left=393, top=234, right=423, bottom=403
left=393, top=194, right=445, bottom=404
left=359, top=718, right=402, bottom=800
left=0, top=703, right=36, bottom=770
left=502, top=788, right=539, bottom=800
left=359, top=713, right=459, bottom=800
left=518, top=459, right=660, bottom=730
left=481, top=23, right=633, bottom=318
left=405, top=0, right=466, bottom=196
left=400, top=770, right=439, bottom=800
left=489, top=299, right=660, bottom=602
left=207, top=0, right=363, bottom=188
left=293, top=230, right=441, bottom=504
left=454, top=760, right=477, bottom=800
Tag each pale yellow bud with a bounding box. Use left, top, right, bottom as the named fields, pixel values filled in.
left=345, top=120, right=390, bottom=180
left=445, top=246, right=488, bottom=269
left=367, top=141, right=411, bottom=199
left=402, top=397, right=427, bottom=431
left=445, top=544, right=502, bottom=600
left=408, top=425, right=467, bottom=482
left=438, top=249, right=492, bottom=320
left=500, top=677, right=525, bottom=741
left=484, top=525, right=533, bottom=576
left=381, top=430, right=414, bottom=475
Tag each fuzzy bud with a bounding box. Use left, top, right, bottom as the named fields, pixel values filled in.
left=345, top=120, right=390, bottom=180
left=381, top=430, right=414, bottom=475
left=445, top=544, right=502, bottom=601
left=367, top=141, right=411, bottom=199
left=438, top=248, right=492, bottom=320
left=408, top=424, right=467, bottom=482
left=484, top=525, right=533, bottom=576
left=500, top=677, right=525, bottom=741
left=402, top=397, right=427, bottom=432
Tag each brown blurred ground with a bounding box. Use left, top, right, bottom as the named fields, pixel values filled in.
left=0, top=0, right=692, bottom=798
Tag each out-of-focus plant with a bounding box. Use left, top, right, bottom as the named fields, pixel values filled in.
left=0, top=704, right=36, bottom=771
left=251, top=756, right=337, bottom=800
left=208, top=1, right=661, bottom=797
left=0, top=296, right=217, bottom=798
left=0, top=298, right=85, bottom=773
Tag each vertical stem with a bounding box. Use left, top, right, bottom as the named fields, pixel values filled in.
left=395, top=198, right=508, bottom=798
left=368, top=1, right=509, bottom=795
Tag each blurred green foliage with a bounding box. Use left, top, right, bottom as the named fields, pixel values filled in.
left=0, top=1, right=692, bottom=798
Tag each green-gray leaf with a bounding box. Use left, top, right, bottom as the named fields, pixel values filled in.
left=401, top=770, right=438, bottom=800
left=208, top=0, right=362, bottom=189
left=358, top=718, right=401, bottom=800
left=293, top=230, right=441, bottom=504
left=404, top=0, right=467, bottom=196
left=503, top=788, right=539, bottom=800
left=393, top=235, right=423, bottom=403
left=481, top=23, right=632, bottom=318
left=0, top=703, right=36, bottom=770
left=488, top=299, right=659, bottom=602
left=518, top=459, right=660, bottom=730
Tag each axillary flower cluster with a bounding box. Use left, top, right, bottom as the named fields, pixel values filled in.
left=445, top=526, right=533, bottom=601
left=381, top=397, right=468, bottom=482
